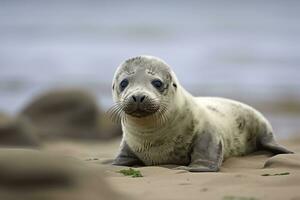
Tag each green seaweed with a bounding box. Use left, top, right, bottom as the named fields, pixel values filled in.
left=118, top=168, right=143, bottom=178
left=223, top=196, right=259, bottom=200
left=261, top=172, right=290, bottom=176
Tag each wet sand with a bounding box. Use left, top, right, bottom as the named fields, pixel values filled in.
left=43, top=137, right=300, bottom=200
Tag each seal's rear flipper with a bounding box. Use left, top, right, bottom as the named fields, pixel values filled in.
left=261, top=142, right=293, bottom=154
left=259, top=134, right=294, bottom=154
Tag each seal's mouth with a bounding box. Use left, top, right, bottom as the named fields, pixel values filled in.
left=125, top=107, right=158, bottom=118
left=120, top=94, right=160, bottom=118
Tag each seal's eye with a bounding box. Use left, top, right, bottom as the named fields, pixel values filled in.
left=151, top=79, right=163, bottom=89
left=120, top=79, right=129, bottom=91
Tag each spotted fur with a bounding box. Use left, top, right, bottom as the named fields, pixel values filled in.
left=112, top=55, right=293, bottom=172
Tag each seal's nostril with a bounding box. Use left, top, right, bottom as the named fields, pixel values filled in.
left=132, top=95, right=146, bottom=103
left=132, top=95, right=137, bottom=102
left=140, top=95, right=146, bottom=103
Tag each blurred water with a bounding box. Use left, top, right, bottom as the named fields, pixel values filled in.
left=0, top=0, right=299, bottom=137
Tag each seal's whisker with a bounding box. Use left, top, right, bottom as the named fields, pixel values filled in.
left=107, top=102, right=126, bottom=123
left=150, top=103, right=168, bottom=126
left=121, top=114, right=128, bottom=124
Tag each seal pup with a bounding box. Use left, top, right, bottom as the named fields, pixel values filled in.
left=109, top=55, right=293, bottom=172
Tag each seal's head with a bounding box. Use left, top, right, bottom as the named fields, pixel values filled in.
left=109, top=55, right=179, bottom=123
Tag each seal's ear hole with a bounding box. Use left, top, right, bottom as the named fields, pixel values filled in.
left=112, top=83, right=115, bottom=90
left=172, top=83, right=177, bottom=88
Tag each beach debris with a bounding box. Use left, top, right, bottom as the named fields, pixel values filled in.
left=118, top=168, right=143, bottom=178
left=261, top=172, right=290, bottom=176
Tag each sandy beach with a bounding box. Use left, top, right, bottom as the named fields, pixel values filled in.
left=41, top=137, right=300, bottom=200
left=0, top=1, right=299, bottom=199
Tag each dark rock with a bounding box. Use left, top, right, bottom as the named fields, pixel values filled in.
left=0, top=149, right=124, bottom=200
left=0, top=113, right=40, bottom=148
left=20, top=89, right=121, bottom=140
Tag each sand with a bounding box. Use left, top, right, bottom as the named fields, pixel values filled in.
left=41, top=137, right=300, bottom=200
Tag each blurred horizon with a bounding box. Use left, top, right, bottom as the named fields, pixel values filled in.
left=0, top=0, right=299, bottom=137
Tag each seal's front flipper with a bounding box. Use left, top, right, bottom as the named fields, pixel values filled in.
left=175, top=162, right=220, bottom=172
left=259, top=134, right=293, bottom=154
left=176, top=131, right=223, bottom=172
left=112, top=141, right=144, bottom=166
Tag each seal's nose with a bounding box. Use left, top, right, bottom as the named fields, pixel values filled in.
left=123, top=93, right=159, bottom=117
left=132, top=95, right=146, bottom=103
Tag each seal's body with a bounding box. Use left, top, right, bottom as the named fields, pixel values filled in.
left=110, top=55, right=292, bottom=172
